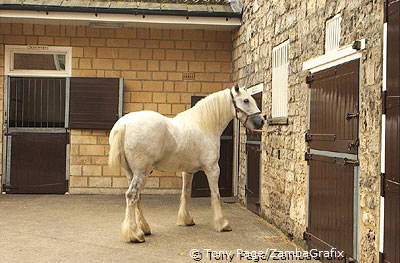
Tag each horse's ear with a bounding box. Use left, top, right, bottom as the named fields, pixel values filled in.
left=234, top=84, right=240, bottom=93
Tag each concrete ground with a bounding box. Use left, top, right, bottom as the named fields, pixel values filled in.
left=0, top=194, right=314, bottom=263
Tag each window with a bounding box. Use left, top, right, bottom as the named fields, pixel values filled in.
left=325, top=14, right=341, bottom=53
left=5, top=45, right=72, bottom=77
left=272, top=40, right=289, bottom=119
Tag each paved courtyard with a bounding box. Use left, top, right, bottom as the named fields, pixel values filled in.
left=0, top=194, right=313, bottom=263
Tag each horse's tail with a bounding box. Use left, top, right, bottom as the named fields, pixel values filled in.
left=108, top=124, right=126, bottom=169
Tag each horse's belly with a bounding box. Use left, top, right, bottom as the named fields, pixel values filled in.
left=154, top=155, right=200, bottom=173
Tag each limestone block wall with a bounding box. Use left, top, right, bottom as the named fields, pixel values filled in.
left=233, top=0, right=382, bottom=261
left=0, top=23, right=232, bottom=194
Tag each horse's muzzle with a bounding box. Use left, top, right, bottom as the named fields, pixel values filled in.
left=252, top=115, right=265, bottom=129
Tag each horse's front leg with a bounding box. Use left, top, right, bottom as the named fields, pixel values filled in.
left=204, top=165, right=232, bottom=232
left=122, top=171, right=146, bottom=243
left=177, top=172, right=195, bottom=226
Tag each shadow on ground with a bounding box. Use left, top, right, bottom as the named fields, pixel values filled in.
left=0, top=194, right=313, bottom=263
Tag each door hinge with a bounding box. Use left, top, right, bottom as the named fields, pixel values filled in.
left=384, top=0, right=388, bottom=23
left=245, top=186, right=254, bottom=195
left=380, top=173, right=385, bottom=197
left=347, top=138, right=359, bottom=151
left=305, top=152, right=312, bottom=163
left=382, top=90, right=387, bottom=114
left=305, top=131, right=312, bottom=142
left=352, top=40, right=362, bottom=51
left=303, top=230, right=311, bottom=241
left=306, top=72, right=314, bottom=84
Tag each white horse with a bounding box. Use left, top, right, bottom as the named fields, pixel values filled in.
left=108, top=85, right=264, bottom=243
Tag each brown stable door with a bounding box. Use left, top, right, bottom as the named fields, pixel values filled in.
left=191, top=96, right=233, bottom=197
left=305, top=60, right=359, bottom=262
left=382, top=1, right=400, bottom=262
left=4, top=77, right=68, bottom=194
left=6, top=133, right=68, bottom=194
left=246, top=92, right=262, bottom=215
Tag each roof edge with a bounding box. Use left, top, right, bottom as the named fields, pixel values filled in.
left=0, top=4, right=242, bottom=19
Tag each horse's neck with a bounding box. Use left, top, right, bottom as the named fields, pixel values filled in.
left=202, top=91, right=235, bottom=137
left=216, top=109, right=234, bottom=136
left=175, top=89, right=235, bottom=136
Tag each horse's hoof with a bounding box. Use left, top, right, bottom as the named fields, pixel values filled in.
left=221, top=225, right=232, bottom=232
left=215, top=218, right=232, bottom=232
left=130, top=236, right=145, bottom=243
left=177, top=218, right=195, bottom=226
left=140, top=223, right=152, bottom=236
left=128, top=230, right=145, bottom=243
left=121, top=222, right=145, bottom=243
left=186, top=221, right=196, bottom=226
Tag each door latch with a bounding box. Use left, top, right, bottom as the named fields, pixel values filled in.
left=344, top=158, right=359, bottom=166
left=346, top=112, right=359, bottom=120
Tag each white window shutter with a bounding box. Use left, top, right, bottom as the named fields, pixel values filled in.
left=272, top=40, right=289, bottom=118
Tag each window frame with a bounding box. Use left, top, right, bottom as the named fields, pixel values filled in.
left=5, top=45, right=72, bottom=77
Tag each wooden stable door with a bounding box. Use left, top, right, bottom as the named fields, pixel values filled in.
left=4, top=77, right=68, bottom=194
left=6, top=133, right=68, bottom=194
left=191, top=96, right=233, bottom=197
left=305, top=60, right=359, bottom=262
left=382, top=1, right=400, bottom=262
left=246, top=92, right=262, bottom=215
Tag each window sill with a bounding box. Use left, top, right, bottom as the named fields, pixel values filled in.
left=267, top=117, right=288, bottom=126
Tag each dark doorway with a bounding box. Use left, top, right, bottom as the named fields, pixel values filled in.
left=191, top=96, right=233, bottom=197
left=246, top=92, right=262, bottom=215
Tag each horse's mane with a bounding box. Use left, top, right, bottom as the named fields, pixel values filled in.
left=175, top=89, right=233, bottom=134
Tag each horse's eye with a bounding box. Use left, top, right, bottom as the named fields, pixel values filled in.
left=243, top=98, right=249, bottom=103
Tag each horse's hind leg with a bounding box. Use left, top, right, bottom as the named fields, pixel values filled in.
left=177, top=172, right=195, bottom=226
left=121, top=170, right=146, bottom=243
left=204, top=165, right=232, bottom=232
left=135, top=198, right=151, bottom=235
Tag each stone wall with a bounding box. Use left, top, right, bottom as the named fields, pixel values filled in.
left=0, top=23, right=232, bottom=194
left=233, top=0, right=382, bottom=261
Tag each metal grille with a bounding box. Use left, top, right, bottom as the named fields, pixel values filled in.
left=183, top=72, right=195, bottom=81
left=325, top=15, right=341, bottom=52
left=272, top=40, right=289, bottom=118
left=9, top=77, right=66, bottom=128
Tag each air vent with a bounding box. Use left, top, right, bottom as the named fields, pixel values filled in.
left=183, top=72, right=195, bottom=81
left=272, top=40, right=289, bottom=118
left=325, top=14, right=341, bottom=53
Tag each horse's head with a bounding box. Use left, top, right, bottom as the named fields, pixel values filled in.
left=230, top=84, right=265, bottom=130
